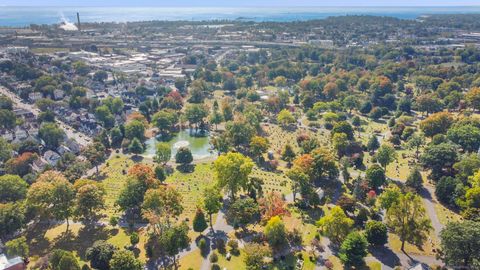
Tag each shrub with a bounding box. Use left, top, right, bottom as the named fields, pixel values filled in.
left=209, top=252, right=218, bottom=263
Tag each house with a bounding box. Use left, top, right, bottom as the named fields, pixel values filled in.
left=56, top=145, right=71, bottom=156
left=65, top=139, right=81, bottom=154
left=53, top=89, right=64, bottom=100
left=13, top=109, right=34, bottom=120
left=28, top=92, right=42, bottom=102
left=14, top=127, right=28, bottom=141
left=43, top=150, right=61, bottom=166
left=1, top=131, right=13, bottom=142
left=30, top=158, right=48, bottom=173
left=408, top=263, right=430, bottom=270
left=0, top=254, right=25, bottom=270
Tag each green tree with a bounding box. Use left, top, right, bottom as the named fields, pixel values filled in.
left=155, top=142, right=171, bottom=165
left=0, top=203, right=25, bottom=238
left=407, top=134, right=425, bottom=160
left=0, top=174, right=28, bottom=203
left=193, top=208, right=208, bottom=234
left=154, top=165, right=166, bottom=182
left=214, top=152, right=254, bottom=201
left=317, top=206, right=354, bottom=243
left=50, top=249, right=80, bottom=270
left=406, top=167, right=423, bottom=191
left=39, top=122, right=65, bottom=149
left=0, top=109, right=16, bottom=130
left=366, top=164, right=386, bottom=190
left=185, top=103, right=208, bottom=131
left=157, top=222, right=190, bottom=268
left=281, top=144, right=296, bottom=165
left=109, top=250, right=142, bottom=270
left=375, top=144, right=397, bottom=170
left=244, top=243, right=271, bottom=270
left=175, top=147, right=193, bottom=166
left=277, top=109, right=295, bottom=127
left=226, top=197, right=259, bottom=230
left=249, top=136, right=269, bottom=159
left=439, top=220, right=480, bottom=268
left=124, top=120, right=145, bottom=141
left=419, top=112, right=453, bottom=137
left=128, top=138, right=144, bottom=156
left=5, top=236, right=29, bottom=258
left=367, top=135, right=380, bottom=152
left=385, top=192, right=431, bottom=251
left=83, top=142, right=106, bottom=179
left=447, top=124, right=480, bottom=152
left=365, top=220, right=388, bottom=246
left=264, top=216, right=287, bottom=250
left=74, top=181, right=105, bottom=224
left=86, top=240, right=117, bottom=270
left=209, top=109, right=223, bottom=130
left=421, top=142, right=458, bottom=180
left=339, top=231, right=368, bottom=267
left=203, top=186, right=222, bottom=230
left=0, top=138, right=12, bottom=163
left=332, top=121, right=354, bottom=140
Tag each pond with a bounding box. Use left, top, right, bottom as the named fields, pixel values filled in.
left=143, top=129, right=217, bottom=161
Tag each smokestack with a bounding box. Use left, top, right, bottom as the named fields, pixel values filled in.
left=77, top=12, right=81, bottom=32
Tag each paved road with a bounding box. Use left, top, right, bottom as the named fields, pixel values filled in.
left=0, top=86, right=92, bottom=147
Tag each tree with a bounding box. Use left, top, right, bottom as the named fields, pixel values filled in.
left=39, top=122, right=65, bottom=149
left=454, top=154, right=480, bottom=184
left=226, top=197, right=259, bottom=230
left=83, top=142, right=106, bottom=179
left=93, top=70, right=108, bottom=82
left=209, top=109, right=223, bottom=130
left=155, top=142, right=171, bottom=165
left=0, top=109, right=16, bottom=130
left=421, top=142, right=458, bottom=180
left=157, top=222, right=190, bottom=268
left=406, top=167, right=423, bottom=191
left=317, top=206, right=354, bottom=243
left=142, top=186, right=183, bottom=227
left=447, top=124, right=480, bottom=152
left=244, top=243, right=271, bottom=270
left=185, top=103, right=208, bottom=131
left=375, top=144, right=397, bottom=170
left=419, top=112, right=453, bottom=137
left=0, top=174, right=28, bottom=203
left=0, top=138, right=12, bottom=163
left=435, top=176, right=459, bottom=205
left=286, top=167, right=309, bottom=202
left=311, top=147, right=338, bottom=180
left=339, top=232, right=368, bottom=267
left=152, top=110, right=178, bottom=137
left=0, top=203, right=25, bottom=238
left=203, top=186, right=222, bottom=230
left=332, top=121, right=354, bottom=140
left=225, top=119, right=255, bottom=147
left=116, top=178, right=147, bottom=225
left=367, top=135, right=380, bottom=152
left=439, top=220, right=480, bottom=268
left=50, top=249, right=80, bottom=270
left=366, top=164, right=386, bottom=190
left=128, top=138, right=144, bottom=156
left=277, top=109, right=295, bottom=127
left=193, top=208, right=208, bottom=234
left=74, top=180, right=105, bottom=224
left=407, top=134, right=425, bottom=160
left=385, top=192, right=431, bottom=251
left=73, top=61, right=90, bottom=76
left=365, top=220, right=388, bottom=246
left=5, top=152, right=37, bottom=177
left=86, top=240, right=117, bottom=270
left=110, top=127, right=123, bottom=148
left=154, top=166, right=166, bottom=182
left=109, top=250, right=142, bottom=270
left=258, top=192, right=289, bottom=221
left=214, top=152, right=254, bottom=201
left=281, top=144, right=296, bottom=165
left=249, top=136, right=269, bottom=159
left=175, top=147, right=193, bottom=166
left=5, top=236, right=29, bottom=258
left=465, top=87, right=480, bottom=111
left=124, top=120, right=145, bottom=141
left=264, top=216, right=287, bottom=250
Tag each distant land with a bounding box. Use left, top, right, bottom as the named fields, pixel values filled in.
left=2, top=6, right=480, bottom=27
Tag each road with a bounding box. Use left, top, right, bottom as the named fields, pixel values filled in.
left=0, top=86, right=92, bottom=147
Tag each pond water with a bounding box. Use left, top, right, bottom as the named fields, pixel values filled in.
left=143, top=129, right=216, bottom=160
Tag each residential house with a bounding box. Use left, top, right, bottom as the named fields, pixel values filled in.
left=0, top=254, right=25, bottom=270
left=53, top=89, right=64, bottom=100
left=30, top=157, right=48, bottom=173
left=14, top=127, right=28, bottom=141
left=43, top=150, right=61, bottom=166
left=28, top=92, right=42, bottom=102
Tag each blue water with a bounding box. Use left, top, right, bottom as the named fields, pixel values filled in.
left=1, top=6, right=480, bottom=27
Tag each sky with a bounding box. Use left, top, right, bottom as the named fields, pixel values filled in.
left=1, top=0, right=480, bottom=6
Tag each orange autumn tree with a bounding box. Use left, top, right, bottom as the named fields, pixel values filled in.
left=293, top=154, right=314, bottom=176
left=128, top=164, right=158, bottom=189
left=259, top=192, right=290, bottom=221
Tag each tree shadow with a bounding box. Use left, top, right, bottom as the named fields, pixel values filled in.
left=176, top=164, right=195, bottom=173
left=368, top=246, right=401, bottom=268
left=131, top=155, right=144, bottom=163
